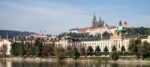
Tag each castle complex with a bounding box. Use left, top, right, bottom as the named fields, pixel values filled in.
left=1, top=14, right=150, bottom=56
left=56, top=14, right=150, bottom=52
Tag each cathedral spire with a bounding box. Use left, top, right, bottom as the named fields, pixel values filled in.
left=92, top=13, right=97, bottom=27
left=119, top=20, right=122, bottom=26
left=99, top=16, right=101, bottom=22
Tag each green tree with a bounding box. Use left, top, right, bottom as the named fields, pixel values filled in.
left=110, top=45, right=119, bottom=60
left=95, top=46, right=101, bottom=56
left=11, top=42, right=17, bottom=56
left=141, top=41, right=150, bottom=59
left=66, top=46, right=72, bottom=57
left=104, top=46, right=109, bottom=56
left=17, top=42, right=24, bottom=56
left=128, top=39, right=142, bottom=59
left=72, top=46, right=80, bottom=60
left=121, top=46, right=125, bottom=55
left=34, top=38, right=43, bottom=57
left=87, top=46, right=94, bottom=56
left=54, top=46, right=65, bottom=60
left=24, top=42, right=33, bottom=56
left=80, top=46, right=86, bottom=56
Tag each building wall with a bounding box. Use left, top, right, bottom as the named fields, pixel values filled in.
left=55, top=38, right=130, bottom=52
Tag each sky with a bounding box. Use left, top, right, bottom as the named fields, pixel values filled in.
left=0, top=0, right=150, bottom=35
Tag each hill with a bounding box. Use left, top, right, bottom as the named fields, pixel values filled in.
left=0, top=30, right=34, bottom=39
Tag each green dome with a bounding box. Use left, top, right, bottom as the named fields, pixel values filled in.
left=116, top=26, right=124, bottom=32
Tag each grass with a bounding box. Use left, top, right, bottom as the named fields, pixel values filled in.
left=144, top=57, right=150, bottom=61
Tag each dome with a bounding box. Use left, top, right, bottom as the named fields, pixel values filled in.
left=116, top=26, right=124, bottom=32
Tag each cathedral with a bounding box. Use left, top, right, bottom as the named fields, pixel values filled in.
left=92, top=14, right=105, bottom=27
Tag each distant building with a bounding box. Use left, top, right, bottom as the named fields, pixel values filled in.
left=0, top=39, right=11, bottom=55
left=13, top=31, right=59, bottom=45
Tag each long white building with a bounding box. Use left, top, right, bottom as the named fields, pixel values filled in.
left=56, top=30, right=130, bottom=52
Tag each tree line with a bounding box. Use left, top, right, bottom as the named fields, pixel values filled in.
left=10, top=38, right=129, bottom=60
left=128, top=39, right=150, bottom=59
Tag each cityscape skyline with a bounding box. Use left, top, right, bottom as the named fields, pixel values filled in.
left=0, top=0, right=150, bottom=35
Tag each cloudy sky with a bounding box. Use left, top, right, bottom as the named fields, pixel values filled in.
left=0, top=0, right=150, bottom=35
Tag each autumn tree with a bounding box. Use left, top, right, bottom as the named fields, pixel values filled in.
left=87, top=46, right=94, bottom=56
left=80, top=46, right=86, bottom=56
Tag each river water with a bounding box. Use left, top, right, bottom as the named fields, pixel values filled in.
left=0, top=60, right=150, bottom=67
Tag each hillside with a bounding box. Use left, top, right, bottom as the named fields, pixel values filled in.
left=0, top=30, right=34, bottom=39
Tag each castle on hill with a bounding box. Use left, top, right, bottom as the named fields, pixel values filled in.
left=70, top=14, right=129, bottom=36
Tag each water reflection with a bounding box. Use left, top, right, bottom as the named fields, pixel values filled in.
left=0, top=60, right=150, bottom=67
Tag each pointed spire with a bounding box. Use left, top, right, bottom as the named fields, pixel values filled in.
left=92, top=12, right=97, bottom=27
left=119, top=20, right=122, bottom=26
left=99, top=16, right=101, bottom=22
left=93, top=12, right=97, bottom=21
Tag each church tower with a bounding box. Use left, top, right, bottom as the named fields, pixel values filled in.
left=92, top=13, right=97, bottom=27
left=99, top=17, right=104, bottom=27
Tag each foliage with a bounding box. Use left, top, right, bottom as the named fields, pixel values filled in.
left=121, top=46, right=126, bottom=55
left=110, top=45, right=119, bottom=60
left=54, top=46, right=65, bottom=60
left=128, top=39, right=142, bottom=59
left=141, top=41, right=150, bottom=58
left=80, top=46, right=86, bottom=56
left=34, top=38, right=43, bottom=57
left=95, top=46, right=101, bottom=56
left=42, top=44, right=54, bottom=57
left=87, top=46, right=94, bottom=56
left=58, top=32, right=101, bottom=41
left=104, top=46, right=109, bottom=56
left=110, top=52, right=119, bottom=60
left=66, top=46, right=72, bottom=57
left=72, top=47, right=80, bottom=60
left=111, top=45, right=117, bottom=52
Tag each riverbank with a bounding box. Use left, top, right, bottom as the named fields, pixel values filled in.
left=1, top=57, right=150, bottom=64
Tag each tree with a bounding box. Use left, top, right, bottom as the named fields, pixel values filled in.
left=128, top=39, right=142, bottom=59
left=95, top=46, right=101, bottom=56
left=121, top=46, right=125, bottom=55
left=66, top=46, right=72, bottom=57
left=80, top=46, right=86, bottom=56
left=54, top=46, right=65, bottom=60
left=42, top=44, right=52, bottom=57
left=103, top=46, right=109, bottom=56
left=111, top=45, right=117, bottom=52
left=87, top=46, right=94, bottom=56
left=17, top=42, right=23, bottom=56
left=72, top=46, right=80, bottom=60
left=24, top=42, right=33, bottom=56
left=20, top=42, right=26, bottom=56
left=141, top=41, right=150, bottom=59
left=110, top=45, right=119, bottom=60
left=11, top=42, right=17, bottom=56
left=34, top=38, right=43, bottom=57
